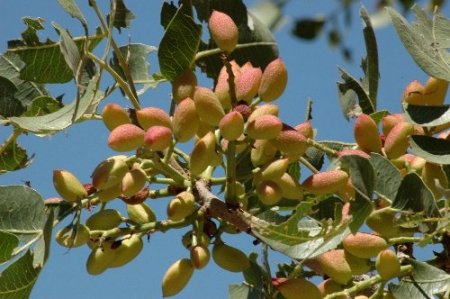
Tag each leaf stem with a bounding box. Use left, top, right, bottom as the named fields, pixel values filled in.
left=89, top=0, right=140, bottom=103
left=306, top=138, right=338, bottom=157
left=299, top=156, right=319, bottom=174
left=86, top=52, right=141, bottom=110
left=195, top=42, right=277, bottom=61
left=90, top=217, right=193, bottom=240
left=324, top=265, right=413, bottom=299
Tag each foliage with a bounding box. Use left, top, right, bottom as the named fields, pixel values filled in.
left=1, top=1, right=450, bottom=299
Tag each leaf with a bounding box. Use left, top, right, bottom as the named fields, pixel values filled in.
left=0, top=52, right=48, bottom=109
left=360, top=6, right=379, bottom=107
left=0, top=185, right=45, bottom=242
left=349, top=193, right=373, bottom=233
left=196, top=10, right=278, bottom=80
left=392, top=172, right=440, bottom=217
left=248, top=0, right=286, bottom=31
left=404, top=103, right=450, bottom=127
left=388, top=7, right=450, bottom=81
left=22, top=96, right=63, bottom=117
left=0, top=250, right=41, bottom=299
left=389, top=258, right=450, bottom=299
left=337, top=67, right=373, bottom=119
left=310, top=196, right=343, bottom=222
left=108, top=0, right=135, bottom=32
left=56, top=0, right=88, bottom=28
left=20, top=17, right=45, bottom=46
left=409, top=135, right=450, bottom=164
left=338, top=154, right=374, bottom=232
left=252, top=201, right=351, bottom=259
left=339, top=154, right=375, bottom=196
left=370, top=153, right=402, bottom=201
left=320, top=140, right=356, bottom=153
left=0, top=76, right=24, bottom=117
left=7, top=31, right=103, bottom=84
left=158, top=4, right=202, bottom=81
left=303, top=147, right=325, bottom=172
left=52, top=22, right=81, bottom=77
left=228, top=284, right=265, bottom=299
left=111, top=43, right=161, bottom=95
left=286, top=162, right=300, bottom=182
left=0, top=231, right=19, bottom=263
left=259, top=225, right=352, bottom=260
left=0, top=140, right=30, bottom=173
left=243, top=253, right=266, bottom=290
left=9, top=76, right=102, bottom=135
left=252, top=202, right=316, bottom=246
left=33, top=208, right=54, bottom=267
left=291, top=17, right=325, bottom=40
left=369, top=110, right=389, bottom=125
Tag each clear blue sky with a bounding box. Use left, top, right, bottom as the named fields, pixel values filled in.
left=0, top=1, right=445, bottom=299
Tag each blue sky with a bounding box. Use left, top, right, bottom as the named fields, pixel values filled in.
left=0, top=1, right=445, bottom=298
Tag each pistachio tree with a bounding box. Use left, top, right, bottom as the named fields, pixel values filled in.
left=0, top=1, right=450, bottom=298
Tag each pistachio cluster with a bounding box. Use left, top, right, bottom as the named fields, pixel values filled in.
left=49, top=9, right=440, bottom=298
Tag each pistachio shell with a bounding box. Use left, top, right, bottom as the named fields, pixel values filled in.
left=136, top=107, right=172, bottom=131
left=162, top=258, right=194, bottom=297
left=108, top=124, right=145, bottom=152
left=208, top=10, right=239, bottom=53
left=53, top=169, right=87, bottom=202
left=102, top=103, right=130, bottom=131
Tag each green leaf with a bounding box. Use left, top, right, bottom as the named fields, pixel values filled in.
left=33, top=208, right=54, bottom=267
left=0, top=185, right=45, bottom=242
left=0, top=76, right=24, bottom=117
left=0, top=140, right=30, bottom=174
left=303, top=147, right=325, bottom=172
left=249, top=0, right=286, bottom=31
left=389, top=258, right=450, bottom=299
left=7, top=31, right=103, bottom=84
left=320, top=140, right=356, bottom=153
left=252, top=202, right=316, bottom=246
left=243, top=253, right=266, bottom=290
left=108, top=0, right=135, bottom=32
left=0, top=52, right=48, bottom=109
left=292, top=17, right=325, bottom=40
left=339, top=155, right=375, bottom=196
left=52, top=22, right=81, bottom=77
left=228, top=284, right=265, bottom=299
left=404, top=103, right=450, bottom=127
left=286, top=162, right=300, bottom=182
left=388, top=7, right=450, bottom=81
left=9, top=76, right=102, bottom=135
left=158, top=5, right=201, bottom=81
left=349, top=193, right=373, bottom=233
left=370, top=153, right=402, bottom=201
left=196, top=9, right=278, bottom=80
left=360, top=6, right=379, bottom=108
left=259, top=224, right=351, bottom=260
left=410, top=135, right=450, bottom=164
left=369, top=110, right=389, bottom=125
left=22, top=96, right=63, bottom=117
left=337, top=67, right=374, bottom=119
left=56, top=0, right=88, bottom=28
left=111, top=43, right=161, bottom=95
left=252, top=202, right=351, bottom=259
left=392, top=172, right=440, bottom=217
left=0, top=250, right=41, bottom=299
left=20, top=17, right=45, bottom=46
left=310, top=196, right=343, bottom=222
left=0, top=231, right=19, bottom=263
